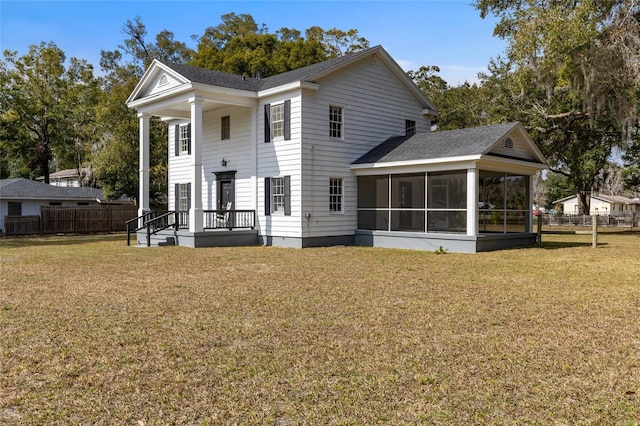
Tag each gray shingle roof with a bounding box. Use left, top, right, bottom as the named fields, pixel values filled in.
left=0, top=178, right=104, bottom=201
left=353, top=122, right=522, bottom=164
left=162, top=45, right=386, bottom=92
left=161, top=62, right=265, bottom=91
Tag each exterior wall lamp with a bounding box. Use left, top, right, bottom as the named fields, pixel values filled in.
left=220, top=158, right=228, bottom=167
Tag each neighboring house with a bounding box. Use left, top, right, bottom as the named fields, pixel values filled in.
left=554, top=194, right=640, bottom=216
left=126, top=45, right=547, bottom=252
left=0, top=178, right=129, bottom=232
left=36, top=168, right=86, bottom=187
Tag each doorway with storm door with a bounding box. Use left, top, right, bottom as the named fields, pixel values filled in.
left=215, top=171, right=235, bottom=228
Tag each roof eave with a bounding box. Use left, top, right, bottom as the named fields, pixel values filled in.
left=258, top=81, right=319, bottom=98
left=351, top=155, right=482, bottom=171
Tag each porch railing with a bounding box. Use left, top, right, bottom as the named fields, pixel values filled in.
left=203, top=209, right=255, bottom=230
left=126, top=209, right=255, bottom=246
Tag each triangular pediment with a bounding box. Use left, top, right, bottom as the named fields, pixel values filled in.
left=126, top=60, right=191, bottom=104
left=484, top=123, right=547, bottom=164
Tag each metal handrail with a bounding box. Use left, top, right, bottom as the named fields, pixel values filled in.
left=126, top=211, right=157, bottom=245
left=143, top=211, right=179, bottom=247
left=126, top=210, right=176, bottom=246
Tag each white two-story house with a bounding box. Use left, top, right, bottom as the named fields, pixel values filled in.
left=126, top=45, right=547, bottom=252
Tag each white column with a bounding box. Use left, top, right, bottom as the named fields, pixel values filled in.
left=189, top=97, right=204, bottom=232
left=138, top=113, right=150, bottom=216
left=527, top=174, right=534, bottom=232
left=466, top=168, right=478, bottom=236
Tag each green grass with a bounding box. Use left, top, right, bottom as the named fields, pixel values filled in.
left=1, top=233, right=640, bottom=424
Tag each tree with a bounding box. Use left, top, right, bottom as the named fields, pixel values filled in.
left=191, top=13, right=369, bottom=77
left=0, top=42, right=99, bottom=183
left=409, top=66, right=488, bottom=131
left=542, top=172, right=575, bottom=210
left=473, top=0, right=640, bottom=213
left=622, top=128, right=640, bottom=194
left=95, top=17, right=180, bottom=202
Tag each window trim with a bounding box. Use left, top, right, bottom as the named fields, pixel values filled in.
left=175, top=123, right=191, bottom=156
left=329, top=177, right=344, bottom=213
left=271, top=103, right=285, bottom=140
left=329, top=105, right=344, bottom=139
left=271, top=176, right=286, bottom=214
left=265, top=176, right=291, bottom=216
left=179, top=124, right=191, bottom=154
left=176, top=183, right=191, bottom=212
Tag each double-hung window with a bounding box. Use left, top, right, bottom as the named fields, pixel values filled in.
left=265, top=176, right=291, bottom=216
left=264, top=100, right=290, bottom=142
left=329, top=105, right=343, bottom=138
left=329, top=178, right=343, bottom=212
left=271, top=104, right=285, bottom=139
left=179, top=124, right=191, bottom=154
left=271, top=177, right=285, bottom=213
left=174, top=123, right=191, bottom=156
left=178, top=183, right=190, bottom=212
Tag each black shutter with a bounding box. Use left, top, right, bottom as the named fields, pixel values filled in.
left=284, top=99, right=291, bottom=141
left=187, top=123, right=192, bottom=155
left=174, top=125, right=180, bottom=156
left=264, top=177, right=271, bottom=216
left=264, top=104, right=271, bottom=143
left=284, top=175, right=291, bottom=216
left=187, top=182, right=191, bottom=209
left=174, top=183, right=179, bottom=211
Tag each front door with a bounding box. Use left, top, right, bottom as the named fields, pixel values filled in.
left=214, top=171, right=236, bottom=211
left=219, top=180, right=233, bottom=210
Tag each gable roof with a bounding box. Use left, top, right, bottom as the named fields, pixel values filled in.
left=353, top=122, right=546, bottom=166
left=128, top=46, right=438, bottom=114
left=0, top=178, right=104, bottom=201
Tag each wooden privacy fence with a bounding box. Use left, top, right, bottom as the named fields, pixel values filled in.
left=4, top=206, right=137, bottom=236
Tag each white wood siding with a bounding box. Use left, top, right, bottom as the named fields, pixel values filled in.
left=489, top=132, right=536, bottom=161
left=141, top=71, right=183, bottom=98
left=299, top=55, right=433, bottom=238
left=167, top=119, right=192, bottom=210
left=201, top=106, right=255, bottom=210
left=257, top=92, right=303, bottom=238
left=168, top=106, right=256, bottom=212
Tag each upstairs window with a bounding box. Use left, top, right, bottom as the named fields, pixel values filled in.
left=329, top=105, right=343, bottom=138
left=405, top=120, right=416, bottom=136
left=174, top=123, right=191, bottom=156
left=179, top=125, right=190, bottom=154
left=271, top=104, right=285, bottom=139
left=264, top=100, right=291, bottom=142
left=221, top=116, right=230, bottom=140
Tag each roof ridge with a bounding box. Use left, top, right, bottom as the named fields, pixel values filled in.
left=160, top=45, right=383, bottom=91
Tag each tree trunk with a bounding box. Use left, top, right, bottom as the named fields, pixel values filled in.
left=578, top=191, right=590, bottom=215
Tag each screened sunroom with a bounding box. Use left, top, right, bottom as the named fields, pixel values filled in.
left=351, top=123, right=547, bottom=253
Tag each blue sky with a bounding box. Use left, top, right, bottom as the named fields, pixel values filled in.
left=1, top=0, right=506, bottom=85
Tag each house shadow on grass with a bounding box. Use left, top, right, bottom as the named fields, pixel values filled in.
left=0, top=233, right=125, bottom=249
left=537, top=241, right=610, bottom=250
